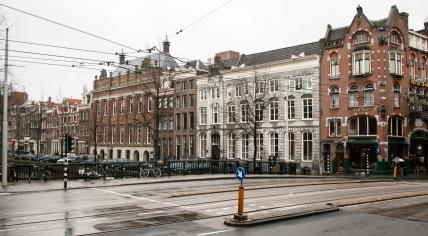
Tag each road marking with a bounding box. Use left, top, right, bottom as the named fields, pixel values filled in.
left=0, top=226, right=35, bottom=232
left=75, top=217, right=108, bottom=223
left=198, top=229, right=231, bottom=236
left=92, top=188, right=179, bottom=207
left=138, top=210, right=165, bottom=216
left=0, top=193, right=11, bottom=196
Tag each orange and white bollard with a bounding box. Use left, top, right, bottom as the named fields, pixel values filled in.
left=393, top=163, right=398, bottom=179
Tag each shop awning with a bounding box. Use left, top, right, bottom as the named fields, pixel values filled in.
left=347, top=139, right=378, bottom=145
left=388, top=138, right=406, bottom=145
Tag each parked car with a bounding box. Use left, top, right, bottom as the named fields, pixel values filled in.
left=57, top=155, right=79, bottom=164
left=40, top=155, right=62, bottom=163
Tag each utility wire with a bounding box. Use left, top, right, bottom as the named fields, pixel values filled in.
left=0, top=58, right=112, bottom=71
left=4, top=49, right=110, bottom=63
left=8, top=55, right=103, bottom=65
left=0, top=3, right=139, bottom=52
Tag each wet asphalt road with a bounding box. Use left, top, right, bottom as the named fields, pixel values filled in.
left=1, top=178, right=428, bottom=235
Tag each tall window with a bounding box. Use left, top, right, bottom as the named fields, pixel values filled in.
left=111, top=125, right=116, bottom=144
left=129, top=97, right=134, bottom=113
left=227, top=104, right=236, bottom=123
left=112, top=99, right=116, bottom=115
left=269, top=132, right=279, bottom=157
left=120, top=98, right=125, bottom=114
left=388, top=116, right=403, bottom=137
left=200, top=89, right=207, bottom=100
left=302, top=97, right=313, bottom=120
left=348, top=116, right=377, bottom=136
left=288, top=132, right=295, bottom=160
left=364, top=83, right=374, bottom=107
left=352, top=51, right=371, bottom=75
left=136, top=125, right=142, bottom=144
left=200, top=107, right=207, bottom=124
left=212, top=105, right=219, bottom=124
left=183, top=113, right=188, bottom=130
left=255, top=102, right=263, bottom=121
left=256, top=133, right=263, bottom=160
left=410, top=55, right=416, bottom=80
left=288, top=78, right=295, bottom=91
left=422, top=57, right=427, bottom=79
left=146, top=127, right=152, bottom=144
left=270, top=100, right=279, bottom=121
left=302, top=131, right=313, bottom=161
left=147, top=97, right=152, bottom=112
left=270, top=80, right=279, bottom=92
left=241, top=133, right=249, bottom=159
left=288, top=97, right=295, bottom=120
left=295, top=77, right=303, bottom=90
left=241, top=102, right=249, bottom=122
left=330, top=53, right=339, bottom=79
left=255, top=82, right=264, bottom=94
left=103, top=126, right=107, bottom=143
left=389, top=52, right=402, bottom=75
left=349, top=84, right=359, bottom=107
left=128, top=124, right=133, bottom=143
left=200, top=134, right=207, bottom=158
left=393, top=83, right=400, bottom=108
left=227, top=133, right=236, bottom=159
left=103, top=100, right=108, bottom=116
left=305, top=76, right=312, bottom=89
left=328, top=119, right=342, bottom=137
left=119, top=126, right=124, bottom=144
left=176, top=114, right=181, bottom=130
left=137, top=96, right=142, bottom=113
left=330, top=87, right=339, bottom=109
left=211, top=87, right=220, bottom=98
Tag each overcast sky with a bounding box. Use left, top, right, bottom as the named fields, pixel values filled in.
left=0, top=0, right=427, bottom=101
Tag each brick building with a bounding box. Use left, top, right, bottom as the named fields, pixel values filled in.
left=319, top=5, right=428, bottom=174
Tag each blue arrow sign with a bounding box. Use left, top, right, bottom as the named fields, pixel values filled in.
left=235, top=167, right=246, bottom=181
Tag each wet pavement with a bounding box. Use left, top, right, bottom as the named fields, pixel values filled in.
left=0, top=177, right=427, bottom=235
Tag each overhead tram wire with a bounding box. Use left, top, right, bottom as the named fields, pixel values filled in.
left=0, top=58, right=114, bottom=71
left=0, top=3, right=140, bottom=52
left=3, top=49, right=112, bottom=64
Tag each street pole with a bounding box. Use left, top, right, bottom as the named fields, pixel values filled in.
left=2, top=28, right=9, bottom=187
left=284, top=97, right=288, bottom=162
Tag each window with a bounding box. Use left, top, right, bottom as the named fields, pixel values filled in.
left=288, top=97, right=295, bottom=120
left=389, top=52, right=402, bottom=75
left=120, top=98, right=125, bottom=114
left=348, top=116, right=377, bottom=136
left=176, top=114, right=181, bottom=130
left=255, top=102, right=263, bottom=121
left=227, top=104, right=236, bottom=123
left=176, top=96, right=181, bottom=108
left=354, top=32, right=369, bottom=44
left=305, top=76, right=312, bottom=89
left=388, top=116, right=403, bottom=137
left=330, top=87, right=340, bottom=109
left=200, top=107, right=207, bottom=124
left=211, top=87, right=220, bottom=99
left=147, top=97, right=152, bottom=112
left=241, top=103, right=249, bottom=122
left=330, top=54, right=339, bottom=79
left=183, top=113, right=188, bottom=130
left=302, top=97, right=313, bottom=120
left=200, top=89, right=207, bottom=100
left=212, top=105, right=219, bottom=124
left=146, top=127, right=151, bottom=144
left=422, top=57, right=427, bottom=79
left=256, top=133, right=263, bottom=160
left=235, top=85, right=243, bottom=97
left=269, top=132, right=279, bottom=157
left=119, top=126, right=124, bottom=144
left=168, top=97, right=174, bottom=108
left=241, top=133, right=249, bottom=159
left=136, top=125, right=142, bottom=144
left=200, top=133, right=207, bottom=158
left=288, top=132, right=295, bottom=160
left=182, top=95, right=187, bottom=108
left=112, top=99, right=116, bottom=115
left=269, top=100, right=279, bottom=121
left=295, top=77, right=303, bottom=90
left=288, top=78, right=295, bottom=91
left=137, top=96, right=143, bottom=113
left=129, top=97, right=134, bottom=113
left=390, top=31, right=400, bottom=44
left=410, top=55, right=416, bottom=80
left=352, top=51, right=371, bottom=75
left=227, top=133, right=236, bottom=159
left=111, top=125, right=116, bottom=144
left=349, top=84, right=359, bottom=107
left=189, top=112, right=194, bottom=129
left=328, top=119, right=342, bottom=137
left=393, top=83, right=400, bottom=108
left=255, top=82, right=264, bottom=94
left=302, top=132, right=313, bottom=161
left=364, top=83, right=374, bottom=107
left=128, top=124, right=133, bottom=143
left=270, top=80, right=279, bottom=92
left=104, top=100, right=108, bottom=116
left=117, top=150, right=122, bottom=159
left=103, top=126, right=107, bottom=143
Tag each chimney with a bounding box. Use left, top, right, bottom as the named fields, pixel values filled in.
left=162, top=36, right=170, bottom=54
left=119, top=53, right=125, bottom=65
left=357, top=5, right=363, bottom=15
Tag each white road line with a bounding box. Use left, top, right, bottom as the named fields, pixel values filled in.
left=75, top=217, right=108, bottom=223
left=0, top=193, right=11, bottom=196
left=198, top=229, right=231, bottom=236
left=92, top=188, right=179, bottom=207
left=138, top=210, right=165, bottom=216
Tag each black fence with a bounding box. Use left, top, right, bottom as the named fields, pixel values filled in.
left=6, top=160, right=301, bottom=181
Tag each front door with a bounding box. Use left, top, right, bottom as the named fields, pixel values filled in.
left=211, top=133, right=220, bottom=160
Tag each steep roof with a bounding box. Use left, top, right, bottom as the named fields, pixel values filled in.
left=220, top=42, right=320, bottom=67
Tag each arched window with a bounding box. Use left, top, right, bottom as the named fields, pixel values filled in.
left=410, top=54, right=416, bottom=80
left=227, top=133, right=236, bottom=159
left=269, top=132, right=279, bottom=157
left=330, top=86, right=340, bottom=109
left=330, top=53, right=339, bottom=79
left=348, top=116, right=377, bottom=136
left=388, top=116, right=403, bottom=137
left=256, top=133, right=264, bottom=160
left=393, top=83, right=400, bottom=108
left=364, top=83, right=374, bottom=107
left=288, top=132, right=295, bottom=160
left=349, top=84, right=359, bottom=107
left=302, top=132, right=313, bottom=161
left=200, top=133, right=207, bottom=158
left=241, top=133, right=249, bottom=159
left=389, top=31, right=401, bottom=45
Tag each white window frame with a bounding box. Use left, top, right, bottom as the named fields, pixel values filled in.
left=269, top=132, right=279, bottom=157
left=147, top=96, right=152, bottom=112
left=352, top=51, right=371, bottom=75
left=200, top=133, right=207, bottom=158
left=295, top=77, right=303, bottom=90
left=305, top=76, right=313, bottom=89
left=241, top=103, right=249, bottom=122
left=389, top=52, right=402, bottom=75
left=200, top=107, right=207, bottom=125
left=302, top=131, right=313, bottom=161
left=111, top=126, right=116, bottom=144
left=288, top=79, right=295, bottom=91
left=330, top=87, right=340, bottom=109
left=227, top=133, right=236, bottom=159
left=227, top=105, right=236, bottom=123
left=136, top=125, right=142, bottom=144
left=330, top=57, right=339, bottom=79
left=328, top=119, right=342, bottom=137
left=270, top=80, right=279, bottom=92
left=364, top=83, right=374, bottom=107
left=288, top=98, right=295, bottom=120
left=302, top=97, right=313, bottom=120
left=393, top=84, right=400, bottom=108
left=269, top=101, right=279, bottom=121
left=241, top=133, right=249, bottom=159
left=137, top=96, right=143, bottom=113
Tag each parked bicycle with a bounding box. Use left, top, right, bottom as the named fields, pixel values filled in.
left=78, top=164, right=110, bottom=180
left=28, top=164, right=52, bottom=182
left=139, top=161, right=162, bottom=177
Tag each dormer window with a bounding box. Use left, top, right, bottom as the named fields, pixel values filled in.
left=354, top=32, right=369, bottom=44
left=389, top=31, right=401, bottom=45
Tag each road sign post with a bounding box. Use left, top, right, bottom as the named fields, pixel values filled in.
left=234, top=167, right=247, bottom=221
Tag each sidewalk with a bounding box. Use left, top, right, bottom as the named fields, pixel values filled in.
left=0, top=174, right=421, bottom=194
